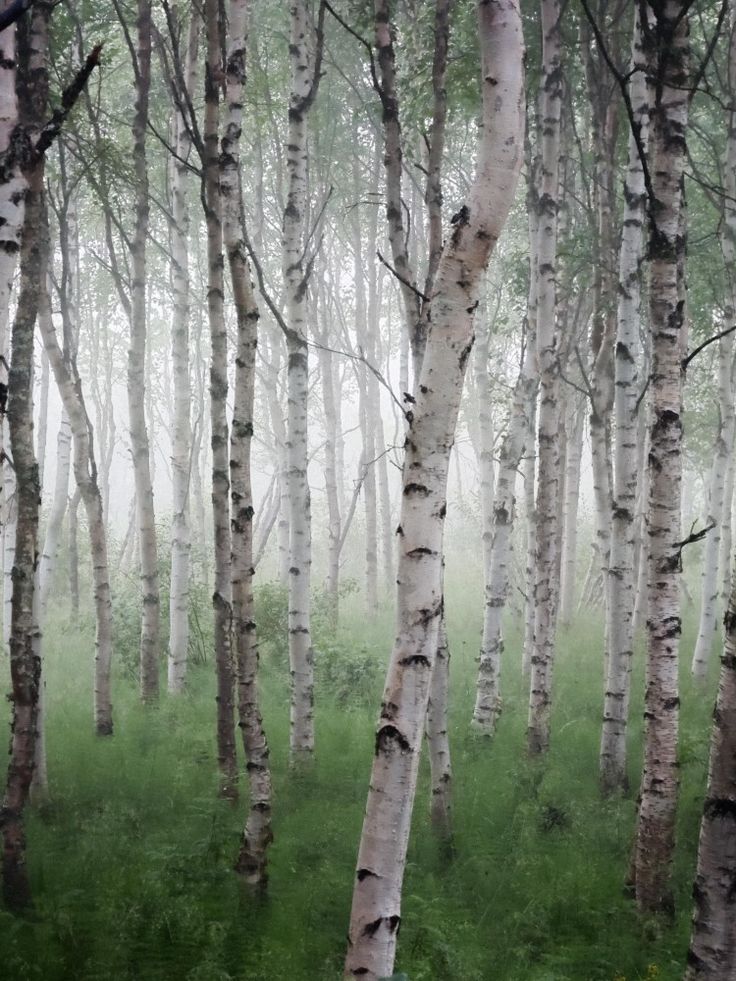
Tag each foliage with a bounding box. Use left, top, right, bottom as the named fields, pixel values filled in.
left=0, top=586, right=713, bottom=980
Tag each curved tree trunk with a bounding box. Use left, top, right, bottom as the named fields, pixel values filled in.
left=344, top=2, right=524, bottom=972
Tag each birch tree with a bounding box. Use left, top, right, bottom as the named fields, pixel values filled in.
left=631, top=0, right=690, bottom=914
left=599, top=3, right=650, bottom=794
left=344, top=0, right=524, bottom=972
left=282, top=0, right=324, bottom=762
left=527, top=0, right=563, bottom=755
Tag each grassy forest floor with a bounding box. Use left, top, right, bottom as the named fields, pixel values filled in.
left=0, top=574, right=718, bottom=981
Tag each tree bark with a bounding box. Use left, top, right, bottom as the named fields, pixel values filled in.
left=599, top=3, right=651, bottom=794
left=527, top=0, right=563, bottom=754
left=129, top=0, right=160, bottom=703
left=221, top=0, right=273, bottom=886
left=167, top=8, right=199, bottom=694
left=204, top=0, right=238, bottom=798
left=344, top=2, right=524, bottom=973
left=632, top=0, right=690, bottom=914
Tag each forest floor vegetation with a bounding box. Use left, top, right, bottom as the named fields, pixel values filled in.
left=0, top=574, right=716, bottom=980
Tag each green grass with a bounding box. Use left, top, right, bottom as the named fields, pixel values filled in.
left=0, top=583, right=718, bottom=981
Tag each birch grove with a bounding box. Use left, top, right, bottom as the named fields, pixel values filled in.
left=0, top=0, right=734, bottom=976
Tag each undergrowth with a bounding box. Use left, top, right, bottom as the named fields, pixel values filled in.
left=0, top=574, right=716, bottom=980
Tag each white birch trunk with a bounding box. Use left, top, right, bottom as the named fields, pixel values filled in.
left=283, top=0, right=322, bottom=762
left=204, top=0, right=237, bottom=797
left=222, top=0, right=273, bottom=885
left=344, top=4, right=524, bottom=972
left=558, top=396, right=584, bottom=626
left=472, top=327, right=537, bottom=734
left=685, top=568, right=736, bottom=977
left=167, top=10, right=198, bottom=694
left=129, top=0, right=160, bottom=703
left=632, top=1, right=690, bottom=913
left=527, top=0, right=563, bottom=754
left=599, top=6, right=650, bottom=793
left=692, top=332, right=735, bottom=679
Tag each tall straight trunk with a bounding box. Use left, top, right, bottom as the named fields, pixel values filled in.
left=222, top=0, right=273, bottom=883
left=344, top=2, right=524, bottom=972
left=599, top=5, right=650, bottom=794
left=319, top=337, right=341, bottom=620
left=473, top=334, right=537, bottom=734
left=527, top=0, right=563, bottom=755
left=36, top=347, right=48, bottom=491
left=283, top=0, right=323, bottom=762
left=2, top=179, right=42, bottom=911
left=691, top=333, right=735, bottom=679
left=68, top=487, right=80, bottom=621
left=1, top=0, right=51, bottom=907
left=632, top=0, right=690, bottom=914
left=558, top=395, right=584, bottom=626
left=685, top=559, right=736, bottom=977
left=632, top=411, right=650, bottom=635
left=204, top=0, right=237, bottom=797
left=692, top=49, right=736, bottom=677
left=129, top=0, right=160, bottom=702
left=425, top=612, right=451, bottom=839
left=167, top=10, right=198, bottom=694
left=718, top=435, right=736, bottom=604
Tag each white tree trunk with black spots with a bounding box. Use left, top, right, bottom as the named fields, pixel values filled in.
left=344, top=3, right=524, bottom=973
left=599, top=5, right=650, bottom=794
left=632, top=0, right=690, bottom=914
left=685, top=568, right=736, bottom=977
left=692, top=331, right=735, bottom=680
left=472, top=330, right=537, bottom=734
left=283, top=0, right=321, bottom=761
left=527, top=0, right=563, bottom=754
left=167, top=10, right=198, bottom=695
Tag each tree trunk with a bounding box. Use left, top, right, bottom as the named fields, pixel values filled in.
left=204, top=0, right=237, bottom=798
left=473, top=330, right=537, bottom=734
left=222, top=0, right=273, bottom=885
left=129, top=0, right=160, bottom=703
left=558, top=395, right=584, bottom=626
left=599, top=4, right=650, bottom=794
left=344, top=2, right=524, bottom=972
left=283, top=0, right=323, bottom=763
left=167, top=10, right=199, bottom=695
left=527, top=0, right=563, bottom=755
left=632, top=0, right=690, bottom=914
left=684, top=567, right=736, bottom=977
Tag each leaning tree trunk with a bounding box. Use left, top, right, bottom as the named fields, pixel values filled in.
left=632, top=0, right=690, bottom=914
left=38, top=257, right=114, bottom=735
left=527, top=0, right=563, bottom=755
left=221, top=0, right=273, bottom=886
left=599, top=4, right=650, bottom=794
left=129, top=0, right=160, bottom=703
left=344, top=2, right=524, bottom=974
